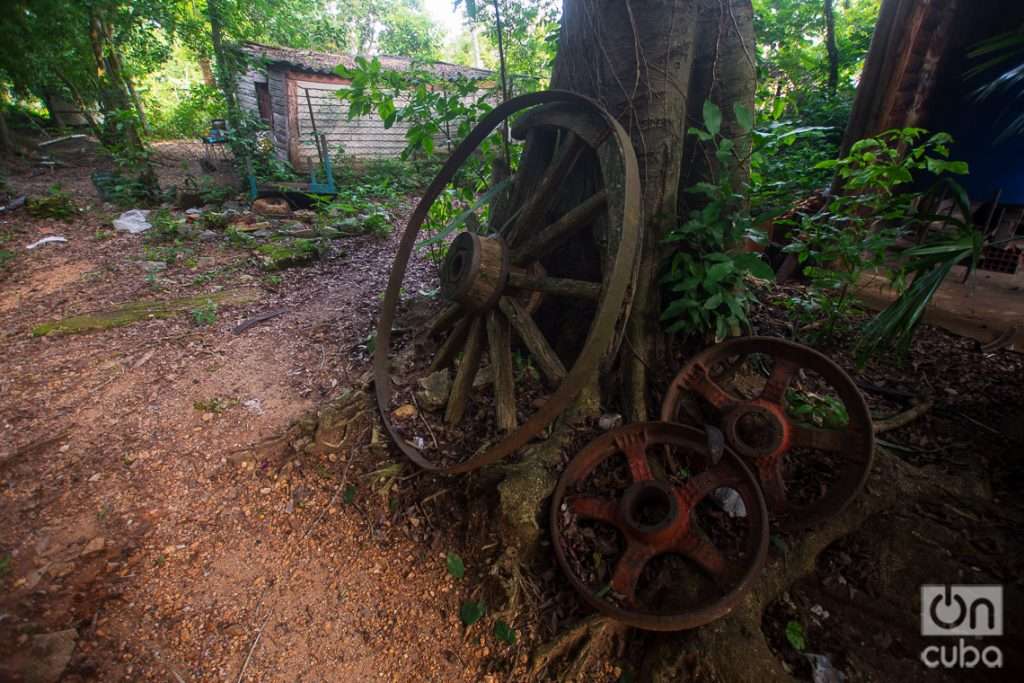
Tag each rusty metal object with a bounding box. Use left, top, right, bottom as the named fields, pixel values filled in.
left=374, top=91, right=642, bottom=473
left=661, top=337, right=875, bottom=530
left=550, top=422, right=769, bottom=631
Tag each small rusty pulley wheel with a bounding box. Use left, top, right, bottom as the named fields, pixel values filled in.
left=660, top=337, right=875, bottom=530
left=374, top=91, right=642, bottom=473
left=550, top=422, right=769, bottom=631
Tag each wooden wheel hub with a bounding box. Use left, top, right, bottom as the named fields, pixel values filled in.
left=440, top=232, right=509, bottom=311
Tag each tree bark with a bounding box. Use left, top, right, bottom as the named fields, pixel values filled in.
left=199, top=57, right=216, bottom=87
left=206, top=0, right=238, bottom=113
left=824, top=0, right=839, bottom=94
left=548, top=0, right=754, bottom=420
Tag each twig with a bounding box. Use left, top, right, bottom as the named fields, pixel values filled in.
left=409, top=392, right=439, bottom=450
left=235, top=611, right=272, bottom=683
left=232, top=307, right=287, bottom=334
left=855, top=380, right=917, bottom=401
left=873, top=399, right=933, bottom=433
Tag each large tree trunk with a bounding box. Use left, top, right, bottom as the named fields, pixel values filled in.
left=549, top=0, right=755, bottom=419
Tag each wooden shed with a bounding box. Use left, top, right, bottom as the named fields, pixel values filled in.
left=236, top=42, right=493, bottom=170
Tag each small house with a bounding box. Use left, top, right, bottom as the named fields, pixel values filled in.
left=236, top=42, right=493, bottom=169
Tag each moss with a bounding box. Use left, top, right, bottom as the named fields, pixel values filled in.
left=256, top=238, right=322, bottom=271
left=32, top=288, right=260, bottom=336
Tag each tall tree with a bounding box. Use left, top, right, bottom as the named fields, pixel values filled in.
left=541, top=0, right=755, bottom=419
left=824, top=0, right=840, bottom=93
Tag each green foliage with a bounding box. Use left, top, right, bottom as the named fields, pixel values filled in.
left=146, top=209, right=188, bottom=244
left=782, top=128, right=969, bottom=340
left=191, top=298, right=218, bottom=326
left=750, top=122, right=837, bottom=219
left=149, top=84, right=227, bottom=139
left=753, top=0, right=879, bottom=115
left=446, top=552, right=465, bottom=579
left=785, top=620, right=807, bottom=651
left=342, top=484, right=357, bottom=504
left=378, top=6, right=443, bottom=60
left=858, top=229, right=982, bottom=362
left=786, top=389, right=849, bottom=429
left=27, top=185, right=78, bottom=221
left=459, top=600, right=486, bottom=627
left=662, top=102, right=773, bottom=341
left=0, top=250, right=14, bottom=272
left=494, top=620, right=516, bottom=645
left=335, top=56, right=498, bottom=160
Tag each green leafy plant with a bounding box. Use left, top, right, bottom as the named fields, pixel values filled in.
left=446, top=552, right=465, bottom=579
left=782, top=128, right=969, bottom=340
left=27, top=185, right=78, bottom=220
left=459, top=600, right=486, bottom=627
left=785, top=620, right=807, bottom=651
left=494, top=620, right=516, bottom=645
left=146, top=209, right=188, bottom=244
left=191, top=299, right=218, bottom=326
left=858, top=229, right=983, bottom=362
left=785, top=389, right=849, bottom=429
left=342, top=484, right=357, bottom=504
left=662, top=101, right=773, bottom=341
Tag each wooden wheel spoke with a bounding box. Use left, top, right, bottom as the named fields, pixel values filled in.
left=510, top=189, right=609, bottom=266
left=445, top=316, right=484, bottom=425
left=506, top=271, right=602, bottom=301
left=610, top=542, right=654, bottom=606
left=498, top=297, right=567, bottom=386
left=760, top=358, right=799, bottom=404
left=790, top=424, right=845, bottom=452
left=486, top=310, right=517, bottom=432
left=429, top=316, right=471, bottom=372
left=567, top=495, right=621, bottom=528
left=427, top=304, right=462, bottom=338
left=614, top=429, right=653, bottom=481
left=505, top=132, right=586, bottom=247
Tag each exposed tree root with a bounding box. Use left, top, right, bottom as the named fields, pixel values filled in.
left=640, top=447, right=985, bottom=681
left=530, top=615, right=629, bottom=682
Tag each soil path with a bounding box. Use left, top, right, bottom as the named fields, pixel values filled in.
left=0, top=161, right=496, bottom=681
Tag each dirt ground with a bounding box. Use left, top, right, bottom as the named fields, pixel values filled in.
left=0, top=147, right=507, bottom=682
left=2, top=142, right=1023, bottom=683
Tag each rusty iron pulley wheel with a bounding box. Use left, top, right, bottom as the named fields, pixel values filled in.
left=374, top=91, right=642, bottom=473
left=660, top=337, right=875, bottom=530
left=550, top=422, right=769, bottom=631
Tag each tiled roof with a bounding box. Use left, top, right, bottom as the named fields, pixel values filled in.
left=241, top=42, right=493, bottom=80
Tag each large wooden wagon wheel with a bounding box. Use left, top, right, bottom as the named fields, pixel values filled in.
left=374, top=91, right=642, bottom=473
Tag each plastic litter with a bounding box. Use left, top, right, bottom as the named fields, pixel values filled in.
left=805, top=653, right=844, bottom=683
left=113, top=209, right=152, bottom=234
left=26, top=236, right=68, bottom=250
left=711, top=487, right=747, bottom=518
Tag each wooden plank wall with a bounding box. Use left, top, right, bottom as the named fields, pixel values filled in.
left=290, top=75, right=413, bottom=167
